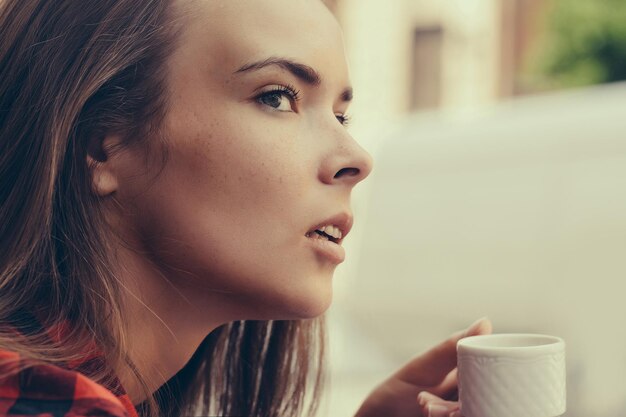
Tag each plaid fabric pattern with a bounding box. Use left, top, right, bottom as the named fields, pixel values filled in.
left=0, top=310, right=139, bottom=417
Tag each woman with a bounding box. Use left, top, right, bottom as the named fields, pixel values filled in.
left=0, top=0, right=491, bottom=416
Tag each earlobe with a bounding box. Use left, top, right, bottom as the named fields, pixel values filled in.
left=90, top=162, right=118, bottom=197
left=87, top=135, right=122, bottom=197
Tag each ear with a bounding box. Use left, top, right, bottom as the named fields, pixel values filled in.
left=87, top=135, right=124, bottom=197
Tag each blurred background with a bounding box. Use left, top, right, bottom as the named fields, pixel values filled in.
left=320, top=0, right=626, bottom=416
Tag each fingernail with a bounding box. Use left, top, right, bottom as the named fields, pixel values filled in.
left=428, top=404, right=449, bottom=417
left=449, top=411, right=461, bottom=417
left=417, top=390, right=436, bottom=406
left=466, top=316, right=488, bottom=334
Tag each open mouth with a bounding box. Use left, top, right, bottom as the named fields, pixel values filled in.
left=306, top=230, right=340, bottom=244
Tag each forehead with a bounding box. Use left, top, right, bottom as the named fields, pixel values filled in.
left=172, top=0, right=348, bottom=85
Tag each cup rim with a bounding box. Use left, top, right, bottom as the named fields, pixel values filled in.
left=457, top=333, right=565, bottom=358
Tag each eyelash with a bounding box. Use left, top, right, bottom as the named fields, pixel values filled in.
left=255, top=84, right=352, bottom=127
left=256, top=84, right=301, bottom=105
left=335, top=113, right=351, bottom=127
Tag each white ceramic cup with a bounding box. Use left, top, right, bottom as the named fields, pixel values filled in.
left=457, top=334, right=566, bottom=417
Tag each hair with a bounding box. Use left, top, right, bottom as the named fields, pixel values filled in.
left=0, top=1, right=327, bottom=417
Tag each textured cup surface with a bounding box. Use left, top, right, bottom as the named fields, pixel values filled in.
left=457, top=334, right=566, bottom=417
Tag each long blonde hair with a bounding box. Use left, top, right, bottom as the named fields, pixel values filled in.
left=0, top=1, right=326, bottom=416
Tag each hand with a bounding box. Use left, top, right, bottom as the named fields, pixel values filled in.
left=353, top=317, right=492, bottom=417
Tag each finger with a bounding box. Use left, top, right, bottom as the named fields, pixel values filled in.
left=417, top=391, right=460, bottom=417
left=426, top=403, right=458, bottom=417
left=421, top=367, right=458, bottom=399
left=465, top=317, right=492, bottom=337
left=435, top=368, right=458, bottom=398
left=395, top=317, right=492, bottom=387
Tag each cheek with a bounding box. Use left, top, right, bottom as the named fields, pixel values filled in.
left=190, top=108, right=313, bottom=207
left=119, top=101, right=336, bottom=319
left=130, top=114, right=311, bottom=281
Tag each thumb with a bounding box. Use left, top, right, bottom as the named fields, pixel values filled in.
left=394, top=317, right=492, bottom=387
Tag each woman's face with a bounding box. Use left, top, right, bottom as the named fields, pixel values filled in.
left=114, top=0, right=372, bottom=320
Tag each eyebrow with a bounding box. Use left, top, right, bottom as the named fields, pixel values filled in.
left=234, top=57, right=353, bottom=102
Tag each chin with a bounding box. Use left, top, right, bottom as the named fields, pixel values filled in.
left=290, top=275, right=335, bottom=319
left=259, top=282, right=334, bottom=321
left=291, top=295, right=333, bottom=319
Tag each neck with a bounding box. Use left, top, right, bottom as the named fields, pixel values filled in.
left=109, top=243, right=225, bottom=405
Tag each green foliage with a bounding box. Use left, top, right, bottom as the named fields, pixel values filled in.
left=532, top=0, right=626, bottom=89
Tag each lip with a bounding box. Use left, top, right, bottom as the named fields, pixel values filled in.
left=306, top=212, right=353, bottom=245
left=305, top=235, right=346, bottom=264
left=305, top=212, right=353, bottom=264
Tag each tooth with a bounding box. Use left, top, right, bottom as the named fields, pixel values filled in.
left=313, top=225, right=344, bottom=239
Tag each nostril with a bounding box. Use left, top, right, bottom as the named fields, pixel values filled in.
left=334, top=167, right=359, bottom=179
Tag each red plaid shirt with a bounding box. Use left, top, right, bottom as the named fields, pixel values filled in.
left=0, top=311, right=139, bottom=417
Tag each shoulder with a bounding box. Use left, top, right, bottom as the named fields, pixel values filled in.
left=0, top=349, right=130, bottom=417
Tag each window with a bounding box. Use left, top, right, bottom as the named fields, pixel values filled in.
left=411, top=26, right=443, bottom=110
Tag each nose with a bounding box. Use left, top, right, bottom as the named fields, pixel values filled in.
left=319, top=128, right=374, bottom=187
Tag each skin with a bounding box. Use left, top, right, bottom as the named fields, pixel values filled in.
left=94, top=0, right=372, bottom=403
left=92, top=0, right=491, bottom=414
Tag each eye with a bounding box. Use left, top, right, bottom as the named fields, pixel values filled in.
left=255, top=85, right=301, bottom=112
left=335, top=113, right=352, bottom=127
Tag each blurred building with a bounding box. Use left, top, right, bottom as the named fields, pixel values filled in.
left=323, top=2, right=626, bottom=417
left=331, top=0, right=547, bottom=150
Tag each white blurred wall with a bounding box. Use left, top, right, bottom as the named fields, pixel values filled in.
left=335, top=0, right=503, bottom=152
left=325, top=84, right=626, bottom=417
